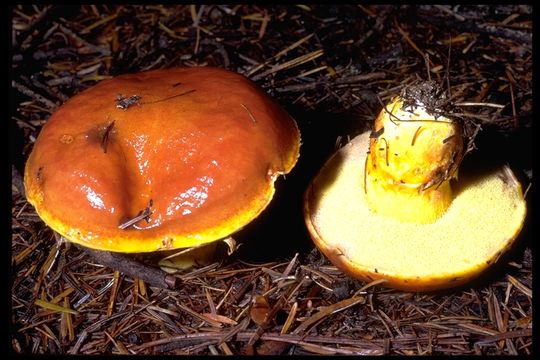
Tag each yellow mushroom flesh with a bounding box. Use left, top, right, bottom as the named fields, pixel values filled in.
left=365, top=95, right=463, bottom=223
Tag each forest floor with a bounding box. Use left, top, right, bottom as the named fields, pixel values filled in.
left=11, top=5, right=532, bottom=355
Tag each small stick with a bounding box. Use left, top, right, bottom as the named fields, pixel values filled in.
left=57, top=23, right=111, bottom=56
left=411, top=126, right=424, bottom=146
left=80, top=13, right=119, bottom=34
left=292, top=295, right=366, bottom=336
left=251, top=49, right=324, bottom=81
left=370, top=127, right=384, bottom=139
left=475, top=328, right=532, bottom=345
left=77, top=244, right=178, bottom=290
left=455, top=102, right=505, bottom=109
left=12, top=80, right=58, bottom=109
left=379, top=137, right=390, bottom=166
left=246, top=33, right=315, bottom=77
left=425, top=53, right=431, bottom=81
left=363, top=152, right=370, bottom=194
left=118, top=200, right=153, bottom=229
left=433, top=5, right=466, bottom=21
left=523, top=182, right=531, bottom=199
left=241, top=103, right=257, bottom=123
left=12, top=5, right=53, bottom=48
left=377, top=96, right=400, bottom=125
left=101, top=120, right=115, bottom=153
left=442, top=134, right=455, bottom=144
left=393, top=17, right=435, bottom=68
left=142, top=89, right=196, bottom=105
left=508, top=80, right=518, bottom=128
left=275, top=72, right=386, bottom=93
left=118, top=208, right=151, bottom=230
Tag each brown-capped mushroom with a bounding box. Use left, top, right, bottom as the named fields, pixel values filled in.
left=24, top=67, right=300, bottom=254
left=304, top=82, right=527, bottom=291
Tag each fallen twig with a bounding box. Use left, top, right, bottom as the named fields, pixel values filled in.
left=77, top=244, right=179, bottom=290
left=12, top=81, right=58, bottom=110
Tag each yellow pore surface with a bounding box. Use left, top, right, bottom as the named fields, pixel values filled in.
left=365, top=98, right=463, bottom=223
left=308, top=132, right=526, bottom=281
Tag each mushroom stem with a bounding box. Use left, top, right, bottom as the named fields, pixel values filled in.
left=158, top=241, right=219, bottom=272
left=364, top=85, right=464, bottom=224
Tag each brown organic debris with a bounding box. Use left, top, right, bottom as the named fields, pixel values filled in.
left=12, top=4, right=531, bottom=356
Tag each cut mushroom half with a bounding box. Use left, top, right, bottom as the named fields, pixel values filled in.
left=304, top=82, right=527, bottom=291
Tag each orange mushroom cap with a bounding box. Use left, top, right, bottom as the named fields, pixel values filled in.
left=24, top=67, right=300, bottom=253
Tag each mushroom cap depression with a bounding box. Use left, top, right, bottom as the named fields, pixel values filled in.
left=24, top=67, right=300, bottom=253
left=304, top=132, right=527, bottom=292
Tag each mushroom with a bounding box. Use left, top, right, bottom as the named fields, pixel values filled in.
left=304, top=81, right=527, bottom=291
left=24, top=67, right=300, bottom=266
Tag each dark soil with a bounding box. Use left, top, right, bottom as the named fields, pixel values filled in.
left=10, top=5, right=532, bottom=355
